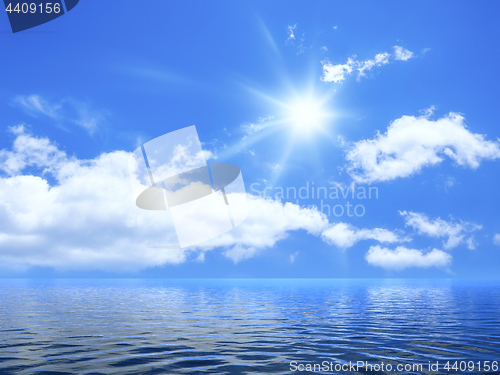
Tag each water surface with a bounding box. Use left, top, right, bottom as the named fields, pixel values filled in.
left=0, top=279, right=499, bottom=374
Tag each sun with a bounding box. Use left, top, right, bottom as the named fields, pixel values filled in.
left=219, top=83, right=338, bottom=185
left=288, top=98, right=324, bottom=132
left=284, top=94, right=332, bottom=136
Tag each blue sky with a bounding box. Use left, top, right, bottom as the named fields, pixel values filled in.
left=1, top=1, right=500, bottom=277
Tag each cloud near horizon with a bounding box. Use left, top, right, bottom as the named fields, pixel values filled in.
left=361, top=211, right=480, bottom=271
left=1, top=126, right=396, bottom=271
left=0, top=126, right=486, bottom=273
left=365, top=246, right=452, bottom=270
left=0, top=126, right=332, bottom=271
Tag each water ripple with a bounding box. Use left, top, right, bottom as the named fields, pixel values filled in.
left=0, top=279, right=499, bottom=374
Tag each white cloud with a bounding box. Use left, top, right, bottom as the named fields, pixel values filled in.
left=3, top=128, right=482, bottom=273
left=357, top=52, right=390, bottom=79
left=465, top=237, right=477, bottom=250
left=347, top=112, right=500, bottom=183
left=400, top=211, right=481, bottom=250
left=321, top=222, right=404, bottom=248
left=322, top=58, right=355, bottom=84
left=287, top=24, right=296, bottom=41
left=0, top=127, right=333, bottom=271
left=493, top=234, right=500, bottom=246
left=321, top=46, right=414, bottom=83
left=13, top=95, right=107, bottom=134
left=0, top=148, right=182, bottom=271
left=286, top=24, right=306, bottom=54
left=224, top=245, right=259, bottom=263
left=15, top=95, right=59, bottom=117
left=0, top=125, right=66, bottom=176
left=241, top=115, right=274, bottom=137
left=270, top=163, right=282, bottom=172
left=365, top=245, right=452, bottom=270
left=420, top=105, right=436, bottom=118
left=393, top=46, right=414, bottom=61
left=219, top=195, right=328, bottom=263
left=438, top=175, right=457, bottom=191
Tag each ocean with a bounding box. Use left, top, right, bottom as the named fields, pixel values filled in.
left=0, top=279, right=499, bottom=374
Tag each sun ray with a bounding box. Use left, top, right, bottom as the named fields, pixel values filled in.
left=217, top=117, right=289, bottom=160
left=268, top=133, right=297, bottom=187
left=222, top=20, right=342, bottom=180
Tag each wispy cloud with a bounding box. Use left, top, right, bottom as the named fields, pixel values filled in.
left=241, top=115, right=274, bottom=137
left=357, top=52, right=390, bottom=79
left=286, top=24, right=296, bottom=41
left=119, top=64, right=192, bottom=85
left=289, top=251, right=299, bottom=263
left=286, top=24, right=306, bottom=55
left=400, top=211, right=482, bottom=250
left=494, top=234, right=500, bottom=246
left=13, top=95, right=107, bottom=134
left=321, top=46, right=414, bottom=83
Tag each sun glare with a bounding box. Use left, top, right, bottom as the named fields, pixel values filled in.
left=285, top=95, right=331, bottom=135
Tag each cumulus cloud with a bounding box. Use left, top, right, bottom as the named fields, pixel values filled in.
left=219, top=195, right=328, bottom=262
left=322, top=58, right=355, bottom=84
left=321, top=222, right=404, bottom=248
left=321, top=46, right=413, bottom=83
left=0, top=125, right=66, bottom=175
left=2, top=127, right=481, bottom=273
left=493, top=234, right=500, bottom=246
left=0, top=126, right=333, bottom=271
left=347, top=112, right=500, bottom=183
left=400, top=211, right=481, bottom=250
left=13, top=95, right=107, bottom=134
left=365, top=246, right=452, bottom=270
left=0, top=127, right=182, bottom=271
